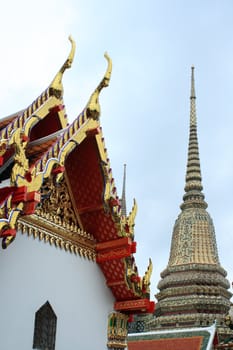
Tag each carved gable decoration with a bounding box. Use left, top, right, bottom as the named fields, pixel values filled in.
left=36, top=177, right=79, bottom=230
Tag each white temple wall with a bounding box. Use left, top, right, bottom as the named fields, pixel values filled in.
left=0, top=231, right=114, bottom=350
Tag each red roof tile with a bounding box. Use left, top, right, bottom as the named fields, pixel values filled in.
left=128, top=336, right=203, bottom=350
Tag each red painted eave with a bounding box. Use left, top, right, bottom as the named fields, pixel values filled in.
left=29, top=105, right=64, bottom=142
left=65, top=136, right=120, bottom=242
left=115, top=299, right=155, bottom=314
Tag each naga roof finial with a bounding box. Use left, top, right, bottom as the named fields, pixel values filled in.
left=50, top=36, right=76, bottom=97
left=86, top=52, right=112, bottom=120
left=142, top=258, right=153, bottom=295
left=103, top=52, right=112, bottom=85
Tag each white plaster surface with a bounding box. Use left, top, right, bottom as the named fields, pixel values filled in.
left=0, top=231, right=114, bottom=349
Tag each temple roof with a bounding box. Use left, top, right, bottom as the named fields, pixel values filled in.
left=0, top=37, right=154, bottom=314
left=128, top=324, right=218, bottom=350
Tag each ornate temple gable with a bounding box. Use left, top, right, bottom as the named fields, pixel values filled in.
left=0, top=38, right=155, bottom=316
left=0, top=48, right=137, bottom=250
left=0, top=40, right=79, bottom=249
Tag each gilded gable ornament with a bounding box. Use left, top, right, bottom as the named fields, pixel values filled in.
left=36, top=177, right=78, bottom=227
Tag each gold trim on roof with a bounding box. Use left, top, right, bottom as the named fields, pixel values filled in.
left=142, top=258, right=153, bottom=295
left=9, top=128, right=29, bottom=185
left=125, top=256, right=142, bottom=297
left=125, top=256, right=154, bottom=299
left=23, top=96, right=64, bottom=136
left=18, top=216, right=96, bottom=261
left=118, top=199, right=137, bottom=238
left=0, top=139, right=8, bottom=156
left=0, top=202, right=24, bottom=232
left=34, top=116, right=98, bottom=175
left=0, top=89, right=50, bottom=141
left=9, top=123, right=77, bottom=190
left=0, top=128, right=77, bottom=247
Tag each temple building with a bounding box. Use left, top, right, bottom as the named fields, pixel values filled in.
left=0, top=37, right=154, bottom=350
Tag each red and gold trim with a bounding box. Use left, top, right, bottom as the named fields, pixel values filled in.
left=115, top=299, right=155, bottom=314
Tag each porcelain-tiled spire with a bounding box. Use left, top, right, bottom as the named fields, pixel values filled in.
left=153, top=67, right=231, bottom=329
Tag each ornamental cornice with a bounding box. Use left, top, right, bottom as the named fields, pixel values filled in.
left=18, top=216, right=96, bottom=261
left=158, top=270, right=230, bottom=290
left=157, top=285, right=231, bottom=300
left=35, top=175, right=83, bottom=230
left=150, top=313, right=228, bottom=329
left=157, top=296, right=230, bottom=308
left=160, top=263, right=228, bottom=279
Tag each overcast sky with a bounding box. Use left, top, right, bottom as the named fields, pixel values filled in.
left=1, top=0, right=233, bottom=299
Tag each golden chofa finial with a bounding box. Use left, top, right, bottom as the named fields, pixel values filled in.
left=86, top=52, right=112, bottom=120
left=103, top=52, right=112, bottom=86
left=49, top=36, right=76, bottom=97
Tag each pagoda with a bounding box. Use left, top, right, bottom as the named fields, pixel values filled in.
left=154, top=67, right=231, bottom=329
